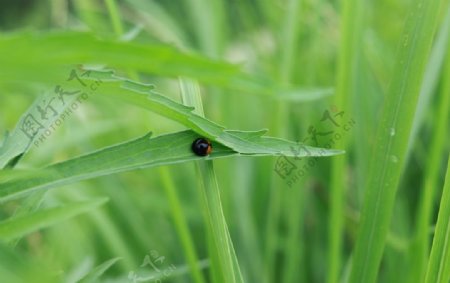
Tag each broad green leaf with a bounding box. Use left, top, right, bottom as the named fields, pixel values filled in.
left=349, top=0, right=445, bottom=282
left=0, top=31, right=236, bottom=85
left=0, top=198, right=108, bottom=241
left=0, top=130, right=340, bottom=202
left=0, top=31, right=330, bottom=101
left=0, top=169, right=53, bottom=183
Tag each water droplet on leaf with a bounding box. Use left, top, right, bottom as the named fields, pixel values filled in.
left=390, top=155, right=399, bottom=163
left=389, top=128, right=396, bottom=137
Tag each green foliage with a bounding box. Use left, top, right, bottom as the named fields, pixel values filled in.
left=78, top=257, right=122, bottom=283
left=425, top=155, right=450, bottom=283
left=0, top=0, right=449, bottom=282
left=349, top=0, right=445, bottom=282
left=0, top=198, right=108, bottom=241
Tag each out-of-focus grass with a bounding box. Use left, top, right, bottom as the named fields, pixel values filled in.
left=0, top=0, right=449, bottom=283
left=349, top=0, right=444, bottom=282
left=425, top=154, right=450, bottom=283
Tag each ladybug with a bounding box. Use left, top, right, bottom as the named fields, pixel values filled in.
left=192, top=138, right=212, bottom=156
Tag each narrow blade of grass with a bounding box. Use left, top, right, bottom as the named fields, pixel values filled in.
left=0, top=198, right=108, bottom=241
left=179, top=78, right=244, bottom=283
left=349, top=0, right=444, bottom=282
left=408, top=23, right=450, bottom=282
left=328, top=0, right=364, bottom=281
left=78, top=257, right=122, bottom=283
left=159, top=167, right=207, bottom=283
left=424, top=154, right=450, bottom=283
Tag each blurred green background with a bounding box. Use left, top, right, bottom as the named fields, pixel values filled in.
left=0, top=0, right=449, bottom=283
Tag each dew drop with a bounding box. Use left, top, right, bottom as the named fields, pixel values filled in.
left=390, top=155, right=399, bottom=163
left=389, top=128, right=396, bottom=137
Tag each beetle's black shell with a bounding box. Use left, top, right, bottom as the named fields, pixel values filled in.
left=192, top=138, right=212, bottom=156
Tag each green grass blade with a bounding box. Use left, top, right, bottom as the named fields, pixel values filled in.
left=196, top=161, right=243, bottom=283
left=407, top=5, right=450, bottom=152
left=122, top=0, right=187, bottom=46
left=408, top=25, right=450, bottom=282
left=0, top=31, right=329, bottom=100
left=276, top=1, right=305, bottom=283
left=0, top=243, right=57, bottom=283
left=0, top=198, right=108, bottom=241
left=159, top=167, right=207, bottom=283
left=0, top=128, right=339, bottom=202
left=81, top=71, right=342, bottom=156
left=0, top=130, right=228, bottom=202
left=78, top=257, right=122, bottom=283
left=8, top=191, right=47, bottom=247
left=425, top=154, right=450, bottom=283
left=179, top=78, right=244, bottom=283
left=328, top=0, right=364, bottom=281
left=104, top=0, right=124, bottom=36
left=348, top=0, right=445, bottom=282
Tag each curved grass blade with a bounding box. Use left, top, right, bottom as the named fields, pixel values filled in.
left=0, top=198, right=108, bottom=241
left=122, top=0, right=188, bottom=46
left=78, top=257, right=122, bottom=283
left=79, top=70, right=342, bottom=156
